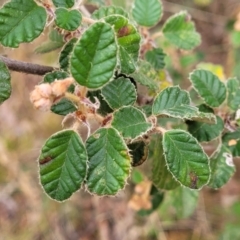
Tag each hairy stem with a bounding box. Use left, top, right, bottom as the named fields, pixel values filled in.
left=0, top=55, right=55, bottom=76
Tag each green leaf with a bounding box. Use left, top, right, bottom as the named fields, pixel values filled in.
left=152, top=86, right=216, bottom=123
left=187, top=104, right=224, bottom=142
left=70, top=22, right=117, bottom=89
left=42, top=71, right=76, bottom=115
left=151, top=135, right=179, bottom=190
left=59, top=38, right=77, bottom=71
left=227, top=78, right=240, bottom=111
left=55, top=8, right=82, bottom=31
left=0, top=0, right=47, bottom=48
left=92, top=6, right=128, bottom=19
left=0, top=60, right=11, bottom=104
left=49, top=29, right=64, bottom=42
left=104, top=15, right=141, bottom=74
left=101, top=77, right=137, bottom=109
left=162, top=11, right=201, bottom=50
left=43, top=71, right=69, bottom=84
left=190, top=69, right=227, bottom=107
left=162, top=129, right=210, bottom=189
left=112, top=106, right=152, bottom=139
left=51, top=98, right=77, bottom=116
left=131, top=60, right=159, bottom=93
left=128, top=141, right=148, bottom=167
left=35, top=29, right=65, bottom=54
left=35, top=41, right=65, bottom=54
left=145, top=48, right=166, bottom=70
left=86, top=127, right=131, bottom=195
left=132, top=0, right=162, bottom=27
left=39, top=130, right=88, bottom=201
left=138, top=186, right=164, bottom=216
left=160, top=187, right=199, bottom=219
left=223, top=131, right=240, bottom=157
left=208, top=145, right=235, bottom=189
left=52, top=0, right=74, bottom=8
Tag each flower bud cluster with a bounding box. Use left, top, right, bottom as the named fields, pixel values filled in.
left=30, top=77, right=74, bottom=111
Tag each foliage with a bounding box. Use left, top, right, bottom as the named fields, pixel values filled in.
left=0, top=0, right=239, bottom=220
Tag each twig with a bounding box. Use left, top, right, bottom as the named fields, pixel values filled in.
left=79, top=4, right=92, bottom=18
left=82, top=16, right=97, bottom=24
left=0, top=55, right=55, bottom=76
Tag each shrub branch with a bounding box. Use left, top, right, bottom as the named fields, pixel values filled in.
left=0, top=55, right=55, bottom=76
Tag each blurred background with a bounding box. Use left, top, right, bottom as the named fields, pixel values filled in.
left=0, top=0, right=240, bottom=239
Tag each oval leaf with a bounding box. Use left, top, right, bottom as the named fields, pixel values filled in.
left=0, top=60, right=11, bottom=104
left=35, top=29, right=65, bottom=54
left=132, top=0, right=162, bottom=27
left=70, top=22, right=118, bottom=89
left=151, top=135, right=179, bottom=190
left=52, top=0, right=74, bottom=8
left=92, top=6, right=128, bottom=19
left=187, top=104, right=224, bottom=142
left=104, top=15, right=141, bottom=74
left=145, top=48, right=166, bottom=70
left=101, top=77, right=137, bottom=109
left=162, top=11, right=201, bottom=50
left=190, top=69, right=227, bottom=107
left=86, top=127, right=131, bottom=195
left=227, top=78, right=240, bottom=111
left=208, top=145, right=236, bottom=189
left=59, top=38, right=77, bottom=71
left=43, top=71, right=69, bottom=83
left=152, top=86, right=216, bottom=123
left=39, top=130, right=88, bottom=201
left=55, top=8, right=82, bottom=31
left=162, top=129, right=210, bottom=189
left=0, top=0, right=47, bottom=47
left=51, top=98, right=77, bottom=116
left=112, top=106, right=152, bottom=139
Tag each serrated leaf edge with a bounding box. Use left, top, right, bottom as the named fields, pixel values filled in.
left=113, top=106, right=154, bottom=141
left=152, top=85, right=216, bottom=123
left=189, top=69, right=227, bottom=108
left=162, top=10, right=201, bottom=50
left=162, top=129, right=211, bottom=190
left=132, top=0, right=163, bottom=28
left=101, top=78, right=137, bottom=110
left=69, top=21, right=118, bottom=90
left=84, top=127, right=132, bottom=197
left=37, top=129, right=88, bottom=202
